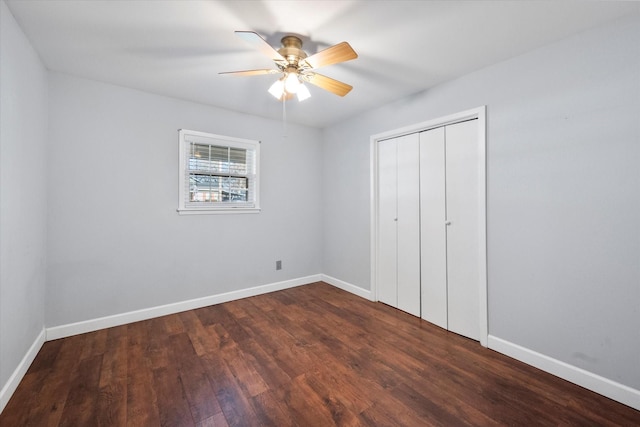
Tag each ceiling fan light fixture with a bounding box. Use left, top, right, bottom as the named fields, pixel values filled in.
left=268, top=78, right=285, bottom=99
left=297, top=83, right=311, bottom=101
left=284, top=72, right=300, bottom=94
left=223, top=31, right=358, bottom=101
left=268, top=73, right=311, bottom=102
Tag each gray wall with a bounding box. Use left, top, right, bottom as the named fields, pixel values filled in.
left=322, top=13, right=640, bottom=390
left=0, top=0, right=48, bottom=391
left=46, top=73, right=323, bottom=327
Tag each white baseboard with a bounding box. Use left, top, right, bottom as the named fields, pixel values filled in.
left=321, top=274, right=373, bottom=301
left=46, top=274, right=322, bottom=341
left=0, top=328, right=45, bottom=414
left=45, top=274, right=370, bottom=342
left=488, top=335, right=640, bottom=411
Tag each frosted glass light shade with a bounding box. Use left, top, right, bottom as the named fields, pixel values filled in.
left=284, top=73, right=300, bottom=94
left=268, top=78, right=285, bottom=99
left=297, top=84, right=311, bottom=101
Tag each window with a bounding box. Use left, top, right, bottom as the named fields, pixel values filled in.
left=178, top=129, right=260, bottom=214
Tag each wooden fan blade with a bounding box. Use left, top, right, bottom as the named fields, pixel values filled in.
left=235, top=31, right=286, bottom=63
left=219, top=69, right=279, bottom=76
left=303, top=42, right=358, bottom=69
left=306, top=73, right=353, bottom=97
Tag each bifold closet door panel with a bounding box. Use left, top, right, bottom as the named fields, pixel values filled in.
left=445, top=119, right=480, bottom=341
left=419, top=127, right=448, bottom=329
left=396, top=134, right=421, bottom=317
left=377, top=139, right=398, bottom=308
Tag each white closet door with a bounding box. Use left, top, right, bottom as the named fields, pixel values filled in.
left=377, top=139, right=398, bottom=308
left=396, top=134, right=421, bottom=317
left=445, top=120, right=480, bottom=341
left=419, top=127, right=448, bottom=329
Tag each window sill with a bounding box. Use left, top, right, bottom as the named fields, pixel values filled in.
left=177, top=207, right=261, bottom=215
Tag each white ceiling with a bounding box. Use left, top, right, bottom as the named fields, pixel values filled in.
left=6, top=0, right=638, bottom=128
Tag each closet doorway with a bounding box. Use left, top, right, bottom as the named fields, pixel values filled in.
left=371, top=107, right=488, bottom=347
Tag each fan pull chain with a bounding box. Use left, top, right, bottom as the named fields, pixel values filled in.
left=282, top=97, right=288, bottom=137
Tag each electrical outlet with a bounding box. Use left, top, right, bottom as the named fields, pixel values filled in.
left=276, top=260, right=282, bottom=270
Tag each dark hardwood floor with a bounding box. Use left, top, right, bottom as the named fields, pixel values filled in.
left=2, top=282, right=639, bottom=426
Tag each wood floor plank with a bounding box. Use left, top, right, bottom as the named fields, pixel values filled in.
left=245, top=292, right=286, bottom=313
left=359, top=393, right=445, bottom=427
left=302, top=371, right=366, bottom=427
left=2, top=282, right=639, bottom=426
left=235, top=338, right=292, bottom=391
left=30, top=335, right=87, bottom=426
left=96, top=326, right=128, bottom=426
left=201, top=351, right=261, bottom=427
left=178, top=310, right=221, bottom=356
left=249, top=390, right=296, bottom=427
left=167, top=332, right=223, bottom=423
left=144, top=317, right=172, bottom=370
left=0, top=367, right=48, bottom=426
left=236, top=317, right=314, bottom=380
left=57, top=354, right=102, bottom=426
left=222, top=298, right=252, bottom=320
left=194, top=305, right=251, bottom=343
left=126, top=343, right=161, bottom=427
left=275, top=373, right=342, bottom=427
left=220, top=343, right=269, bottom=398
left=26, top=339, right=63, bottom=373
left=306, top=355, right=384, bottom=414
left=96, top=383, right=127, bottom=427
left=194, top=412, right=229, bottom=427
left=152, top=365, right=195, bottom=427
left=162, top=312, right=186, bottom=335
left=79, top=328, right=108, bottom=361
left=98, top=326, right=128, bottom=388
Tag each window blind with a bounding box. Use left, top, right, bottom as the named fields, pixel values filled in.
left=178, top=130, right=259, bottom=213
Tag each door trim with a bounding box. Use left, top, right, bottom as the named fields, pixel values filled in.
left=370, top=106, right=488, bottom=347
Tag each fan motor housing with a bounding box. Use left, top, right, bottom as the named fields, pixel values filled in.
left=278, top=36, right=307, bottom=66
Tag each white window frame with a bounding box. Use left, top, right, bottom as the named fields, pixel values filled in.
left=178, top=129, right=260, bottom=215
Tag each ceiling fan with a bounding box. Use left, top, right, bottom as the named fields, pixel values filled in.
left=220, top=31, right=358, bottom=102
